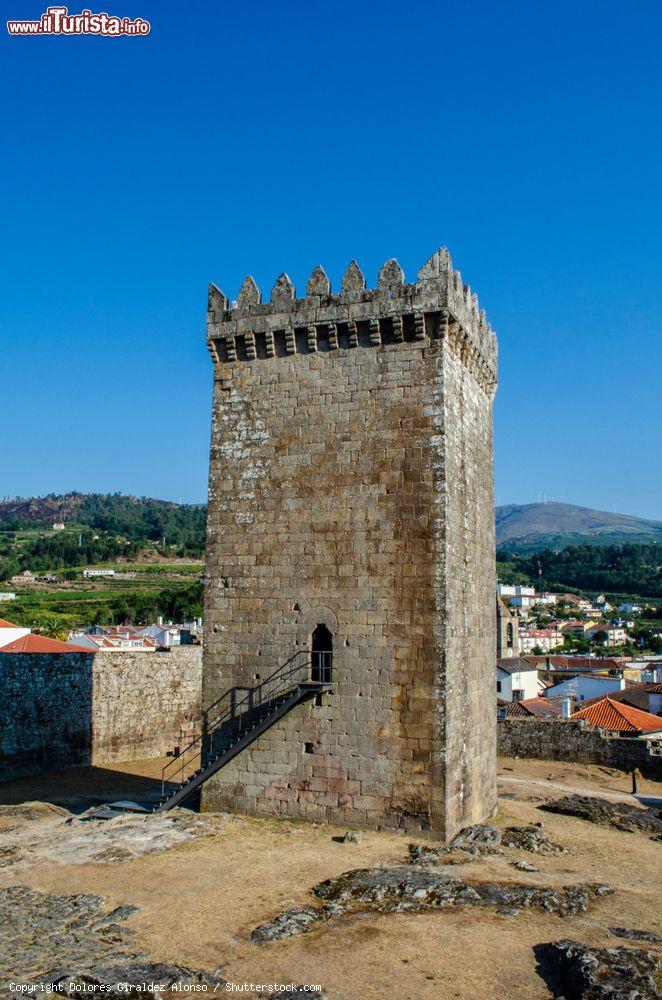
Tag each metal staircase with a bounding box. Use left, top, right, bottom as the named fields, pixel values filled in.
left=153, top=649, right=332, bottom=812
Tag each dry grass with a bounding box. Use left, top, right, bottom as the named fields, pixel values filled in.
left=1, top=757, right=660, bottom=999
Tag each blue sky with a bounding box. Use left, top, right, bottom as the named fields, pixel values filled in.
left=2, top=0, right=661, bottom=519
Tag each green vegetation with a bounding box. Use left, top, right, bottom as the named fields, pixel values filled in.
left=4, top=580, right=204, bottom=634
left=0, top=493, right=206, bottom=632
left=495, top=501, right=662, bottom=554
left=3, top=493, right=660, bottom=637
left=0, top=530, right=141, bottom=581
left=0, top=492, right=205, bottom=553
left=497, top=542, right=662, bottom=599
left=0, top=492, right=206, bottom=583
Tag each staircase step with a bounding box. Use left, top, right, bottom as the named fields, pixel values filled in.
left=158, top=682, right=311, bottom=811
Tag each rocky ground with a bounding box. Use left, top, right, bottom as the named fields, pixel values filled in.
left=540, top=794, right=662, bottom=837
left=0, top=757, right=660, bottom=999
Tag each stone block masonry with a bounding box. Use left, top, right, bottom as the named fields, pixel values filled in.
left=202, top=247, right=498, bottom=841
left=0, top=648, right=202, bottom=782
left=498, top=718, right=662, bottom=779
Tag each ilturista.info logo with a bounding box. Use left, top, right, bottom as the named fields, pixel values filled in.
left=7, top=6, right=151, bottom=35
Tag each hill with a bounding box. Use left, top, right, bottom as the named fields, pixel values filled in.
left=496, top=502, right=662, bottom=553
left=0, top=493, right=206, bottom=633
left=0, top=492, right=206, bottom=550
left=497, top=542, right=662, bottom=598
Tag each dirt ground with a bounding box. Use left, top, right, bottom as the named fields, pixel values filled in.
left=1, top=757, right=660, bottom=999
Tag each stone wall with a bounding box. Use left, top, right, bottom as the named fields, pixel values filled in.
left=498, top=717, right=662, bottom=779
left=202, top=247, right=498, bottom=840
left=0, top=648, right=202, bottom=782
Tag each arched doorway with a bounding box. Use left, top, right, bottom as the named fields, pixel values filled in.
left=311, top=624, right=333, bottom=683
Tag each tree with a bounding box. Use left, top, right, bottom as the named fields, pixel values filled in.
left=31, top=614, right=68, bottom=640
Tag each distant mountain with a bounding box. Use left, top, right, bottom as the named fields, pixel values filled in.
left=3, top=493, right=660, bottom=558
left=496, top=502, right=662, bottom=553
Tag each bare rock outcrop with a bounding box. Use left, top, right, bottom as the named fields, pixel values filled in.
left=251, top=867, right=614, bottom=941
left=609, top=926, right=661, bottom=943
left=535, top=939, right=661, bottom=999
left=501, top=825, right=567, bottom=854
left=540, top=795, right=662, bottom=836
left=0, top=886, right=323, bottom=996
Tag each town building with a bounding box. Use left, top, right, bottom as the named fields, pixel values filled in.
left=497, top=658, right=544, bottom=702
left=68, top=626, right=157, bottom=652
left=518, top=627, right=563, bottom=655
left=8, top=570, right=56, bottom=586
left=593, top=594, right=613, bottom=613
left=525, top=654, right=628, bottom=673
left=545, top=673, right=626, bottom=704
left=142, top=618, right=201, bottom=647
left=0, top=633, right=90, bottom=654
left=571, top=697, right=662, bottom=737
left=507, top=592, right=539, bottom=610
left=82, top=569, right=116, bottom=579
left=560, top=620, right=596, bottom=638
left=499, top=696, right=564, bottom=719
left=578, top=683, right=662, bottom=717
left=496, top=596, right=518, bottom=658
left=496, top=585, right=535, bottom=598
left=0, top=618, right=31, bottom=648
left=587, top=624, right=628, bottom=647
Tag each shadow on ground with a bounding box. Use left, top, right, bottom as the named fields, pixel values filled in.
left=0, top=762, right=172, bottom=813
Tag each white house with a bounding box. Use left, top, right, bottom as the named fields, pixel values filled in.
left=497, top=659, right=544, bottom=702
left=68, top=624, right=159, bottom=652
left=141, top=622, right=186, bottom=647
left=535, top=593, right=558, bottom=607
left=639, top=660, right=662, bottom=683
left=544, top=673, right=626, bottom=703
left=0, top=618, right=31, bottom=648
left=497, top=585, right=535, bottom=598
left=509, top=595, right=534, bottom=610
left=82, top=568, right=115, bottom=578
left=593, top=594, right=613, bottom=613
left=587, top=624, right=628, bottom=647
left=518, top=628, right=564, bottom=655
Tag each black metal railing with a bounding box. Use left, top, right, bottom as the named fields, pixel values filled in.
left=160, top=648, right=332, bottom=800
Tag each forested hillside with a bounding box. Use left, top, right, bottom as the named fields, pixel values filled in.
left=0, top=493, right=206, bottom=582
left=0, top=493, right=206, bottom=548
left=497, top=542, right=662, bottom=597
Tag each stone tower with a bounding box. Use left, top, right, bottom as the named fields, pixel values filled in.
left=202, top=247, right=498, bottom=841
left=497, top=597, right=519, bottom=658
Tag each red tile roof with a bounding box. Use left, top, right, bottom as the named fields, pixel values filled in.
left=0, top=634, right=90, bottom=654
left=572, top=697, right=662, bottom=734
left=506, top=697, right=564, bottom=718
left=0, top=619, right=19, bottom=628
left=579, top=684, right=651, bottom=713
left=525, top=655, right=628, bottom=671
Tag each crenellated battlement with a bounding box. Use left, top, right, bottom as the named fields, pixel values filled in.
left=206, top=246, right=497, bottom=391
